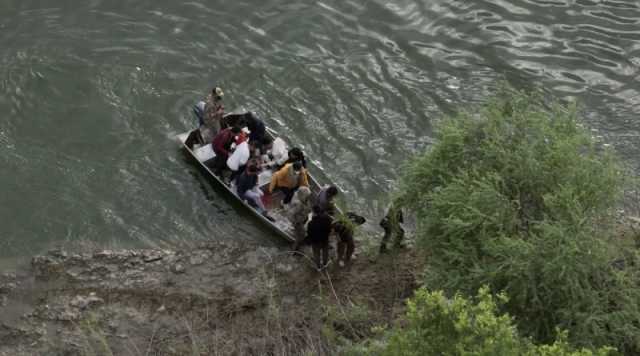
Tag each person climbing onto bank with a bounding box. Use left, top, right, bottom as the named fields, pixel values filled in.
left=314, top=185, right=339, bottom=216
left=288, top=186, right=313, bottom=251
left=268, top=161, right=309, bottom=205
left=307, top=206, right=333, bottom=270
left=333, top=213, right=366, bottom=267
left=379, top=200, right=405, bottom=253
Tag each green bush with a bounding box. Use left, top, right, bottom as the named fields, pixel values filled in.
left=398, top=86, right=640, bottom=353
left=347, top=287, right=612, bottom=356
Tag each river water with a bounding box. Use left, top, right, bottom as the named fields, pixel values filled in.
left=1, top=0, right=639, bottom=260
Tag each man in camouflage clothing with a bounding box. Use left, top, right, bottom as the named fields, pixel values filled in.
left=288, top=186, right=313, bottom=251
left=201, top=86, right=225, bottom=143
left=379, top=201, right=405, bottom=253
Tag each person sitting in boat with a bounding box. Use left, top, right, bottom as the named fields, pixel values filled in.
left=236, top=160, right=275, bottom=221
left=227, top=129, right=251, bottom=182
left=285, top=147, right=307, bottom=168
left=288, top=186, right=313, bottom=251
left=259, top=136, right=274, bottom=160
left=268, top=161, right=309, bottom=205
left=240, top=111, right=266, bottom=145
left=314, top=185, right=339, bottom=216
left=247, top=136, right=271, bottom=161
left=211, top=125, right=241, bottom=178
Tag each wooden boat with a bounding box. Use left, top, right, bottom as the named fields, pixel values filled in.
left=176, top=112, right=328, bottom=243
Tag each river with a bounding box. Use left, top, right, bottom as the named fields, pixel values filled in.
left=1, top=0, right=639, bottom=260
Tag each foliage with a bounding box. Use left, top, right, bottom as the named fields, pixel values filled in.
left=346, top=287, right=613, bottom=356
left=397, top=85, right=640, bottom=353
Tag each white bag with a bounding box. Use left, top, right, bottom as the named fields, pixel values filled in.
left=227, top=141, right=250, bottom=171
left=271, top=137, right=288, bottom=165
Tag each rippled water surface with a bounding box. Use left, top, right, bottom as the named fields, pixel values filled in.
left=1, top=0, right=639, bottom=258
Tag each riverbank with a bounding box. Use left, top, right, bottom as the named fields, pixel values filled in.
left=0, top=240, right=423, bottom=355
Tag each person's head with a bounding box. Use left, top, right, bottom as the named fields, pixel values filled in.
left=243, top=111, right=257, bottom=124
left=296, top=186, right=312, bottom=203
left=292, top=161, right=303, bottom=173
left=326, top=185, right=339, bottom=198
left=246, top=160, right=259, bottom=175
left=261, top=137, right=273, bottom=151
left=288, top=147, right=303, bottom=161
left=312, top=205, right=324, bottom=216
left=212, top=86, right=224, bottom=101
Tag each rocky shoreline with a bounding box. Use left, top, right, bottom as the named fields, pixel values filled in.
left=0, top=241, right=421, bottom=355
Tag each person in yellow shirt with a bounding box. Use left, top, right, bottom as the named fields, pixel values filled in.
left=268, top=161, right=309, bottom=205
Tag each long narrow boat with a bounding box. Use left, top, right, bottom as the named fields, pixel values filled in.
left=176, top=112, right=328, bottom=243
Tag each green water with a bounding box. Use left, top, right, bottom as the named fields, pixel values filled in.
left=1, top=0, right=639, bottom=259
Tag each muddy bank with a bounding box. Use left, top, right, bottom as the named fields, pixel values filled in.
left=0, top=241, right=422, bottom=355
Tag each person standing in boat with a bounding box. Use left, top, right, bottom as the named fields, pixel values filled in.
left=307, top=206, right=333, bottom=270
left=288, top=186, right=313, bottom=251
left=201, top=87, right=225, bottom=142
left=184, top=86, right=225, bottom=149
left=211, top=125, right=241, bottom=178
left=268, top=161, right=309, bottom=205
left=314, top=185, right=339, bottom=216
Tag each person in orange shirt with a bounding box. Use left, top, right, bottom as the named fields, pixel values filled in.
left=268, top=161, right=309, bottom=205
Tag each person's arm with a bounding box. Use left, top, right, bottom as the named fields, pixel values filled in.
left=216, top=132, right=231, bottom=156
left=300, top=169, right=309, bottom=187
left=269, top=170, right=279, bottom=193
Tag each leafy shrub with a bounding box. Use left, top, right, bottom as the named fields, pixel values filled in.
left=347, top=287, right=612, bottom=356
left=398, top=85, right=640, bottom=353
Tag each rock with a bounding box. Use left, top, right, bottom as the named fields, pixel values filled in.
left=70, top=294, right=103, bottom=310
left=48, top=249, right=67, bottom=259
left=189, top=254, right=206, bottom=266
left=275, top=263, right=293, bottom=273
left=0, top=283, right=16, bottom=294
left=1, top=272, right=16, bottom=280
left=143, top=251, right=165, bottom=263
left=171, top=264, right=186, bottom=274
left=56, top=309, right=80, bottom=321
